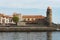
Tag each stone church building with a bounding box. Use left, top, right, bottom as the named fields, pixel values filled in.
left=0, top=6, right=52, bottom=26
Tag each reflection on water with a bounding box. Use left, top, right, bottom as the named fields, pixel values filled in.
left=0, top=32, right=60, bottom=40
left=0, top=32, right=47, bottom=40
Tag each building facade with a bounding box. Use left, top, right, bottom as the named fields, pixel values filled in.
left=0, top=6, right=52, bottom=26
left=0, top=14, right=13, bottom=24
left=0, top=14, right=46, bottom=24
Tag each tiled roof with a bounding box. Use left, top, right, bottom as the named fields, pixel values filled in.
left=0, top=13, right=45, bottom=19
left=23, top=15, right=45, bottom=19
left=0, top=14, right=12, bottom=18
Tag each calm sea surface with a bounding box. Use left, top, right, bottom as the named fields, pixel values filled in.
left=0, top=32, right=59, bottom=40
left=52, top=32, right=60, bottom=40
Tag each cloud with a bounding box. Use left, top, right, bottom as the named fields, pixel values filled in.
left=0, top=0, right=60, bottom=9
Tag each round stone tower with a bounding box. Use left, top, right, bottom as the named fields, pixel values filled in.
left=46, top=6, right=52, bottom=26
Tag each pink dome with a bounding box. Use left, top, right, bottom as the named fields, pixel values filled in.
left=47, top=6, right=52, bottom=9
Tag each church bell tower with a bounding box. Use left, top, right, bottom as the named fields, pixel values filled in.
left=46, top=6, right=52, bottom=26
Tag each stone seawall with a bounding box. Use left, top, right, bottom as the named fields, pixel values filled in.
left=0, top=27, right=58, bottom=32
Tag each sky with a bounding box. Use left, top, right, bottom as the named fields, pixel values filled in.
left=0, top=0, right=60, bottom=24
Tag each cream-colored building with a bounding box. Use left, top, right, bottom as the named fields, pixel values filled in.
left=0, top=13, right=45, bottom=24
left=13, top=13, right=22, bottom=21
left=0, top=14, right=13, bottom=24
left=0, top=13, right=22, bottom=24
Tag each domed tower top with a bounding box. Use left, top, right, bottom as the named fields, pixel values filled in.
left=47, top=6, right=52, bottom=9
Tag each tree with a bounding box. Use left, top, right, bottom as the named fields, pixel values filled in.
left=12, top=16, right=19, bottom=25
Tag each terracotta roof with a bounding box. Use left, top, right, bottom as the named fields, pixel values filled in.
left=0, top=14, right=12, bottom=18
left=0, top=14, right=4, bottom=16
left=23, top=15, right=45, bottom=19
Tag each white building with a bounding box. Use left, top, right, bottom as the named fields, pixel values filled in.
left=0, top=13, right=22, bottom=25
left=0, top=14, right=13, bottom=24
